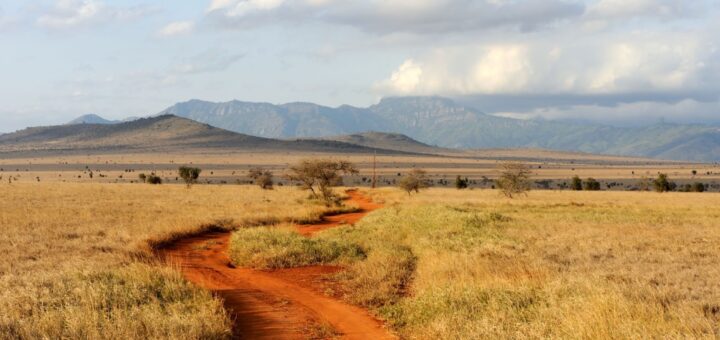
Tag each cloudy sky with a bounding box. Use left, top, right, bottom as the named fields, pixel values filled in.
left=0, top=0, right=719, bottom=131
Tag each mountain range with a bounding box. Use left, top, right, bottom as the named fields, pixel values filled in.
left=156, top=97, right=720, bottom=162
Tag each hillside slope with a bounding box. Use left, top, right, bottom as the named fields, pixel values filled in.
left=0, top=115, right=400, bottom=155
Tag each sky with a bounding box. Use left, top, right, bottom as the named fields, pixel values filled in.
left=0, top=0, right=719, bottom=132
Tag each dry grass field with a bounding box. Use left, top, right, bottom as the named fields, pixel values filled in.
left=2, top=175, right=720, bottom=339
left=232, top=188, right=720, bottom=339
left=0, top=182, right=348, bottom=339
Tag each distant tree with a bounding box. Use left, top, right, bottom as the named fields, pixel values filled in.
left=570, top=176, right=583, bottom=191
left=691, top=182, right=706, bottom=193
left=287, top=159, right=358, bottom=203
left=691, top=170, right=698, bottom=177
left=495, top=162, right=531, bottom=198
left=138, top=173, right=147, bottom=182
left=399, top=169, right=430, bottom=195
left=146, top=174, right=162, bottom=185
left=178, top=166, right=202, bottom=188
left=583, top=178, right=601, bottom=191
left=248, top=168, right=274, bottom=190
left=653, top=173, right=674, bottom=193
left=454, top=175, right=469, bottom=190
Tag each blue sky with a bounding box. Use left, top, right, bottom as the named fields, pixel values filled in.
left=1, top=0, right=719, bottom=132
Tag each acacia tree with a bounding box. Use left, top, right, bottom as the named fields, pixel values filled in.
left=570, top=176, right=582, bottom=191
left=248, top=168, right=274, bottom=190
left=653, top=173, right=675, bottom=192
left=399, top=169, right=430, bottom=195
left=455, top=175, right=469, bottom=190
left=495, top=162, right=532, bottom=198
left=287, top=159, right=358, bottom=203
left=178, top=166, right=201, bottom=188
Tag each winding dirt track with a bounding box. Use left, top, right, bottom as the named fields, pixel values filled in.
left=157, top=190, right=392, bottom=339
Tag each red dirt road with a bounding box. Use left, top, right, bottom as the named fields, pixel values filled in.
left=296, top=190, right=382, bottom=236
left=157, top=190, right=392, bottom=339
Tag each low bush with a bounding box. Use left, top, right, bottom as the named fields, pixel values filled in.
left=583, top=178, right=601, bottom=191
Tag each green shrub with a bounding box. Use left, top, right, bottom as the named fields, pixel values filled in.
left=692, top=182, right=706, bottom=192
left=455, top=176, right=469, bottom=190
left=146, top=175, right=162, bottom=185
left=583, top=178, right=601, bottom=191
left=653, top=173, right=675, bottom=192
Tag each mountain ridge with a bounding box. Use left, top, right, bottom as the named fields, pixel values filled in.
left=158, top=97, right=720, bottom=162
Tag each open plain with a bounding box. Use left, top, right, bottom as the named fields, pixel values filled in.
left=2, top=177, right=719, bottom=339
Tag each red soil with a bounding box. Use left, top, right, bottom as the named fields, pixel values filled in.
left=296, top=190, right=382, bottom=236
left=157, top=190, right=392, bottom=339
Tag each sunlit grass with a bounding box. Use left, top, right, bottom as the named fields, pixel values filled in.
left=230, top=187, right=720, bottom=339
left=0, top=182, right=341, bottom=339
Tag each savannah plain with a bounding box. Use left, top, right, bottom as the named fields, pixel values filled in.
left=2, top=150, right=720, bottom=339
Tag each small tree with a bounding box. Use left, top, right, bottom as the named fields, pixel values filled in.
left=653, top=173, right=674, bottom=192
left=495, top=162, right=531, bottom=198
left=248, top=168, right=274, bottom=190
left=287, top=159, right=358, bottom=203
left=454, top=175, right=469, bottom=190
left=691, top=182, right=706, bottom=192
left=138, top=173, right=147, bottom=182
left=570, top=176, right=582, bottom=191
left=583, top=178, right=601, bottom=191
left=178, top=166, right=201, bottom=188
left=399, top=169, right=430, bottom=195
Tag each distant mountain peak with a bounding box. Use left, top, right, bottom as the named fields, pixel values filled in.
left=67, top=114, right=117, bottom=125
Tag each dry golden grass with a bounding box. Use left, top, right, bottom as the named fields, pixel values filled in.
left=0, top=182, right=340, bottom=339
left=352, top=188, right=720, bottom=338
left=231, top=187, right=720, bottom=338
left=4, top=178, right=720, bottom=339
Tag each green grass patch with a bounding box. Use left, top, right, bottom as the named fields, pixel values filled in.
left=228, top=227, right=365, bottom=269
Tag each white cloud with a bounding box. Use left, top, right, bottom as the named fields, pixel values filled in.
left=382, top=59, right=423, bottom=94
left=378, top=31, right=716, bottom=97
left=497, top=99, right=720, bottom=126
left=206, top=0, right=585, bottom=34
left=157, top=21, right=195, bottom=37
left=36, top=0, right=153, bottom=29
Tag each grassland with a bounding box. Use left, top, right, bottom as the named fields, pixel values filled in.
left=231, top=188, right=720, bottom=339
left=3, top=176, right=720, bottom=339
left=0, top=182, right=347, bottom=339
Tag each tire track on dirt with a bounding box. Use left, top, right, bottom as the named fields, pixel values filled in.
left=156, top=190, right=392, bottom=339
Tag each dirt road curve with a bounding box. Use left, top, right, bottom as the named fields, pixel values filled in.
left=157, top=190, right=393, bottom=340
